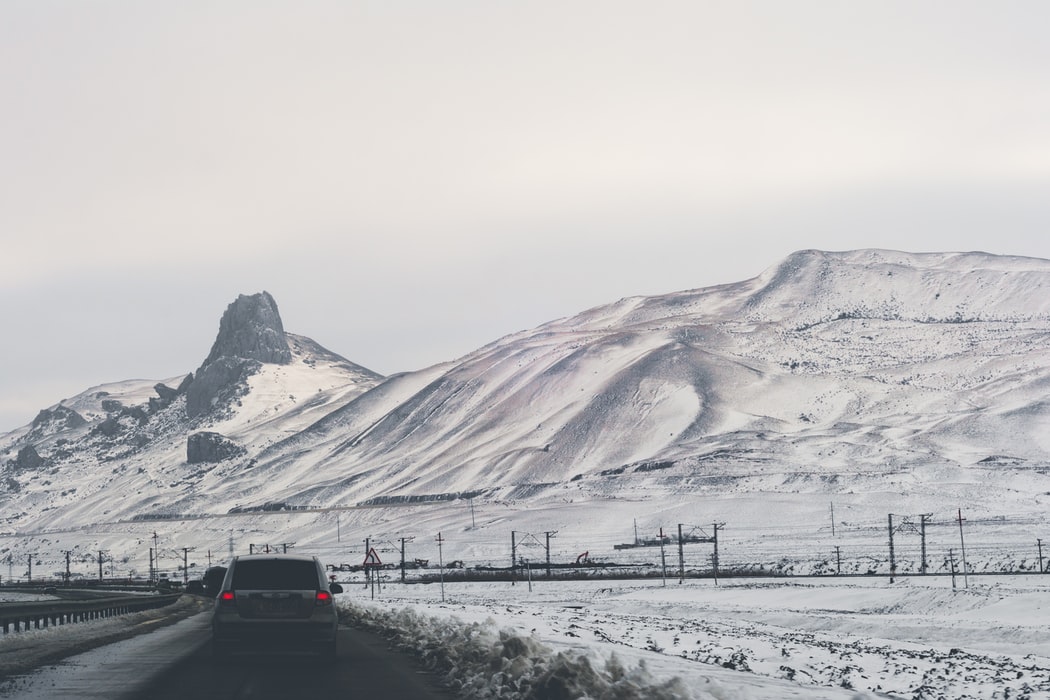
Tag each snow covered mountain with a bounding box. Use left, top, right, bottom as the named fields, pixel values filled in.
left=3, top=250, right=1050, bottom=570
left=221, top=249, right=1050, bottom=509
left=0, top=291, right=384, bottom=530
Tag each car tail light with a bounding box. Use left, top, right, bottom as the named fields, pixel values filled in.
left=219, top=591, right=236, bottom=606
left=315, top=590, right=333, bottom=606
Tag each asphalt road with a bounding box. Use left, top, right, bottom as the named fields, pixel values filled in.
left=128, top=625, right=458, bottom=700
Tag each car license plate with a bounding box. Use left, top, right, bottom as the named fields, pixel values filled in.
left=256, top=598, right=294, bottom=614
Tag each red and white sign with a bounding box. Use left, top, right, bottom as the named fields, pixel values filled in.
left=363, top=547, right=382, bottom=567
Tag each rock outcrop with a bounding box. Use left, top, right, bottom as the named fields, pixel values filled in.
left=14, top=444, right=45, bottom=470
left=186, top=292, right=291, bottom=419
left=187, top=431, right=245, bottom=463
left=148, top=382, right=181, bottom=412
left=203, top=291, right=291, bottom=366
left=27, top=406, right=86, bottom=442
left=33, top=405, right=86, bottom=429
left=93, top=403, right=149, bottom=437
left=186, top=358, right=257, bottom=418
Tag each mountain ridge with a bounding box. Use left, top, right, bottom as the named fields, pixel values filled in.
left=3, top=249, right=1050, bottom=544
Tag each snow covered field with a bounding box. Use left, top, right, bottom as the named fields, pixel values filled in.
left=1, top=577, right=1047, bottom=698
left=338, top=575, right=1050, bottom=699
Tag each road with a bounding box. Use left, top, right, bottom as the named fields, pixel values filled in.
left=0, top=609, right=456, bottom=700
left=137, top=625, right=457, bottom=700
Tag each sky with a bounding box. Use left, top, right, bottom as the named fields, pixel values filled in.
left=2, top=1, right=1050, bottom=432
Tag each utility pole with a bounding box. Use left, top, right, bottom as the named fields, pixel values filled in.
left=364, top=537, right=371, bottom=588
left=890, top=514, right=898, bottom=587
left=64, top=551, right=72, bottom=585
left=149, top=548, right=155, bottom=584
left=712, top=523, right=721, bottom=586
left=830, top=502, right=836, bottom=538
left=153, top=532, right=160, bottom=578
left=207, top=550, right=212, bottom=568
left=27, top=553, right=33, bottom=583
left=400, top=537, right=412, bottom=583
left=949, top=548, right=957, bottom=590
left=469, top=498, right=476, bottom=529
left=835, top=546, right=842, bottom=576
left=1039, top=538, right=1045, bottom=574
left=182, top=548, right=193, bottom=584
left=98, top=550, right=105, bottom=582
left=659, top=527, right=667, bottom=587
left=957, top=509, right=969, bottom=589
left=436, top=532, right=445, bottom=603
left=544, top=531, right=557, bottom=578
left=336, top=514, right=341, bottom=543
left=511, top=531, right=517, bottom=586
left=919, top=514, right=931, bottom=575
left=677, top=524, right=685, bottom=584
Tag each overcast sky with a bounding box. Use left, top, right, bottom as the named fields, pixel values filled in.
left=3, top=1, right=1050, bottom=431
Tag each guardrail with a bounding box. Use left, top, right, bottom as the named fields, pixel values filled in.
left=0, top=593, right=182, bottom=634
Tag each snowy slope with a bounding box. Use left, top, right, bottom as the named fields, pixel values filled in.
left=225, top=249, right=1050, bottom=512
left=2, top=249, right=1050, bottom=588
left=0, top=323, right=384, bottom=531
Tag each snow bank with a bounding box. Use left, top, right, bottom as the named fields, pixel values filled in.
left=0, top=592, right=59, bottom=603
left=340, top=577, right=1050, bottom=698
left=339, top=601, right=743, bottom=700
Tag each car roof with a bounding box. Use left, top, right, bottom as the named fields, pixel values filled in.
left=232, top=553, right=316, bottom=562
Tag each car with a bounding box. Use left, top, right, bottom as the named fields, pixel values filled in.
left=211, top=553, right=343, bottom=660
left=203, top=566, right=227, bottom=597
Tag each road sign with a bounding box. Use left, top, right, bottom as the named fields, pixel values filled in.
left=363, top=547, right=382, bottom=567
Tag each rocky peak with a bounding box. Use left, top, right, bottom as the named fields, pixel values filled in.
left=185, top=292, right=291, bottom=419
left=203, top=291, right=291, bottom=366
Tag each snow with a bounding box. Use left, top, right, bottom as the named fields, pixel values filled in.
left=5, top=251, right=1050, bottom=695
left=1, top=577, right=1048, bottom=698
left=213, top=333, right=382, bottom=449
left=0, top=592, right=58, bottom=603
left=337, top=575, right=1050, bottom=699
left=6, top=252, right=1050, bottom=542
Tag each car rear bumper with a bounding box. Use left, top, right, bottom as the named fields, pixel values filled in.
left=212, top=618, right=338, bottom=646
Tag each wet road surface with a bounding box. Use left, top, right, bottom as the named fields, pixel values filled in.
left=128, top=625, right=457, bottom=699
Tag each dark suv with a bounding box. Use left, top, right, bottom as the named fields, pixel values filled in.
left=211, top=554, right=343, bottom=659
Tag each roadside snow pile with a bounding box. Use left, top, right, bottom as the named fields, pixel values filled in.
left=0, top=593, right=60, bottom=604
left=338, top=577, right=1050, bottom=699
left=339, top=601, right=741, bottom=700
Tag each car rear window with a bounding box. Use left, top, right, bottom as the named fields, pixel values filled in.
left=231, top=560, right=319, bottom=590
